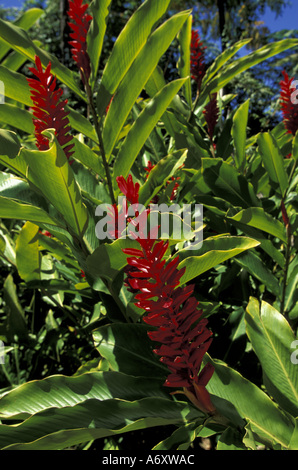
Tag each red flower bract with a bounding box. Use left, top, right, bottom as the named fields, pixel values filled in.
left=119, top=175, right=215, bottom=415
left=203, top=93, right=219, bottom=141
left=67, top=0, right=92, bottom=85
left=190, top=29, right=206, bottom=92
left=27, top=55, right=74, bottom=162
left=280, top=70, right=298, bottom=137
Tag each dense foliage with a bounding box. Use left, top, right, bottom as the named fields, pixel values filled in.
left=0, top=0, right=297, bottom=451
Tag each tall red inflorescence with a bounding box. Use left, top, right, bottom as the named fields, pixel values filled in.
left=67, top=0, right=92, bottom=85
left=27, top=55, right=74, bottom=162
left=280, top=70, right=298, bottom=137
left=117, top=174, right=215, bottom=415
left=203, top=93, right=219, bottom=141
left=190, top=29, right=206, bottom=93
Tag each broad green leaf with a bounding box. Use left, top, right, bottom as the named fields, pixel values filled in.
left=72, top=137, right=105, bottom=175
left=0, top=397, right=201, bottom=450
left=201, top=158, right=260, bottom=208
left=289, top=419, right=298, bottom=450
left=292, top=131, right=298, bottom=161
left=86, top=238, right=137, bottom=286
left=246, top=298, right=298, bottom=417
left=21, top=130, right=89, bottom=239
left=2, top=274, right=29, bottom=342
left=0, top=224, right=16, bottom=266
left=231, top=99, right=250, bottom=171
left=0, top=64, right=33, bottom=107
left=0, top=128, right=21, bottom=158
left=178, top=236, right=260, bottom=285
left=93, top=323, right=168, bottom=378
left=103, top=10, right=190, bottom=160
left=145, top=66, right=181, bottom=137
left=0, top=196, right=61, bottom=227
left=153, top=422, right=199, bottom=450
left=0, top=371, right=170, bottom=420
left=200, top=39, right=251, bottom=90
left=217, top=427, right=247, bottom=450
left=234, top=250, right=280, bottom=296
left=87, top=0, right=112, bottom=90
left=258, top=132, right=289, bottom=197
left=0, top=8, right=44, bottom=62
left=198, top=38, right=298, bottom=107
left=177, top=14, right=192, bottom=107
left=0, top=17, right=85, bottom=101
left=207, top=356, right=295, bottom=449
left=15, top=221, right=40, bottom=283
left=226, top=207, right=286, bottom=243
left=0, top=103, right=34, bottom=134
left=96, top=0, right=172, bottom=115
left=113, top=78, right=187, bottom=188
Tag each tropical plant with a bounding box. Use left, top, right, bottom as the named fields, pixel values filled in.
left=0, top=0, right=297, bottom=451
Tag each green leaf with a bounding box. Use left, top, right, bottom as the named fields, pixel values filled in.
left=96, top=0, right=172, bottom=115
left=231, top=100, right=250, bottom=172
left=0, top=128, right=21, bottom=158
left=15, top=221, right=40, bottom=283
left=2, top=274, right=29, bottom=342
left=103, top=10, right=190, bottom=160
left=21, top=130, right=89, bottom=239
left=217, top=427, right=247, bottom=450
left=289, top=419, right=298, bottom=450
left=86, top=238, right=137, bottom=286
left=0, top=17, right=86, bottom=102
left=292, top=131, right=298, bottom=161
left=207, top=356, right=295, bottom=449
left=201, top=158, right=260, bottom=208
left=235, top=250, right=280, bottom=296
left=226, top=207, right=287, bottom=243
left=198, top=39, right=298, bottom=107
left=145, top=66, right=182, bottom=138
left=0, top=8, right=44, bottom=62
left=200, top=39, right=251, bottom=91
left=0, top=371, right=170, bottom=421
left=257, top=132, right=288, bottom=197
left=113, top=78, right=186, bottom=187
left=0, top=397, right=201, bottom=450
left=93, top=323, right=168, bottom=378
left=178, top=236, right=260, bottom=285
left=246, top=298, right=298, bottom=417
left=0, top=103, right=34, bottom=134
left=0, top=196, right=61, bottom=227
left=177, top=14, right=192, bottom=107
left=87, top=0, right=112, bottom=90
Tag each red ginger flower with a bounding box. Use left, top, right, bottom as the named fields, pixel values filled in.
left=280, top=70, right=298, bottom=137
left=190, top=29, right=206, bottom=92
left=67, top=0, right=92, bottom=85
left=105, top=175, right=140, bottom=240
left=203, top=93, right=219, bottom=141
left=119, top=175, right=215, bottom=415
left=27, top=56, right=74, bottom=162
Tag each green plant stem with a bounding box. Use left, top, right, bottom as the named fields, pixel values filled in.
left=280, top=222, right=291, bottom=316
left=84, top=80, right=116, bottom=205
